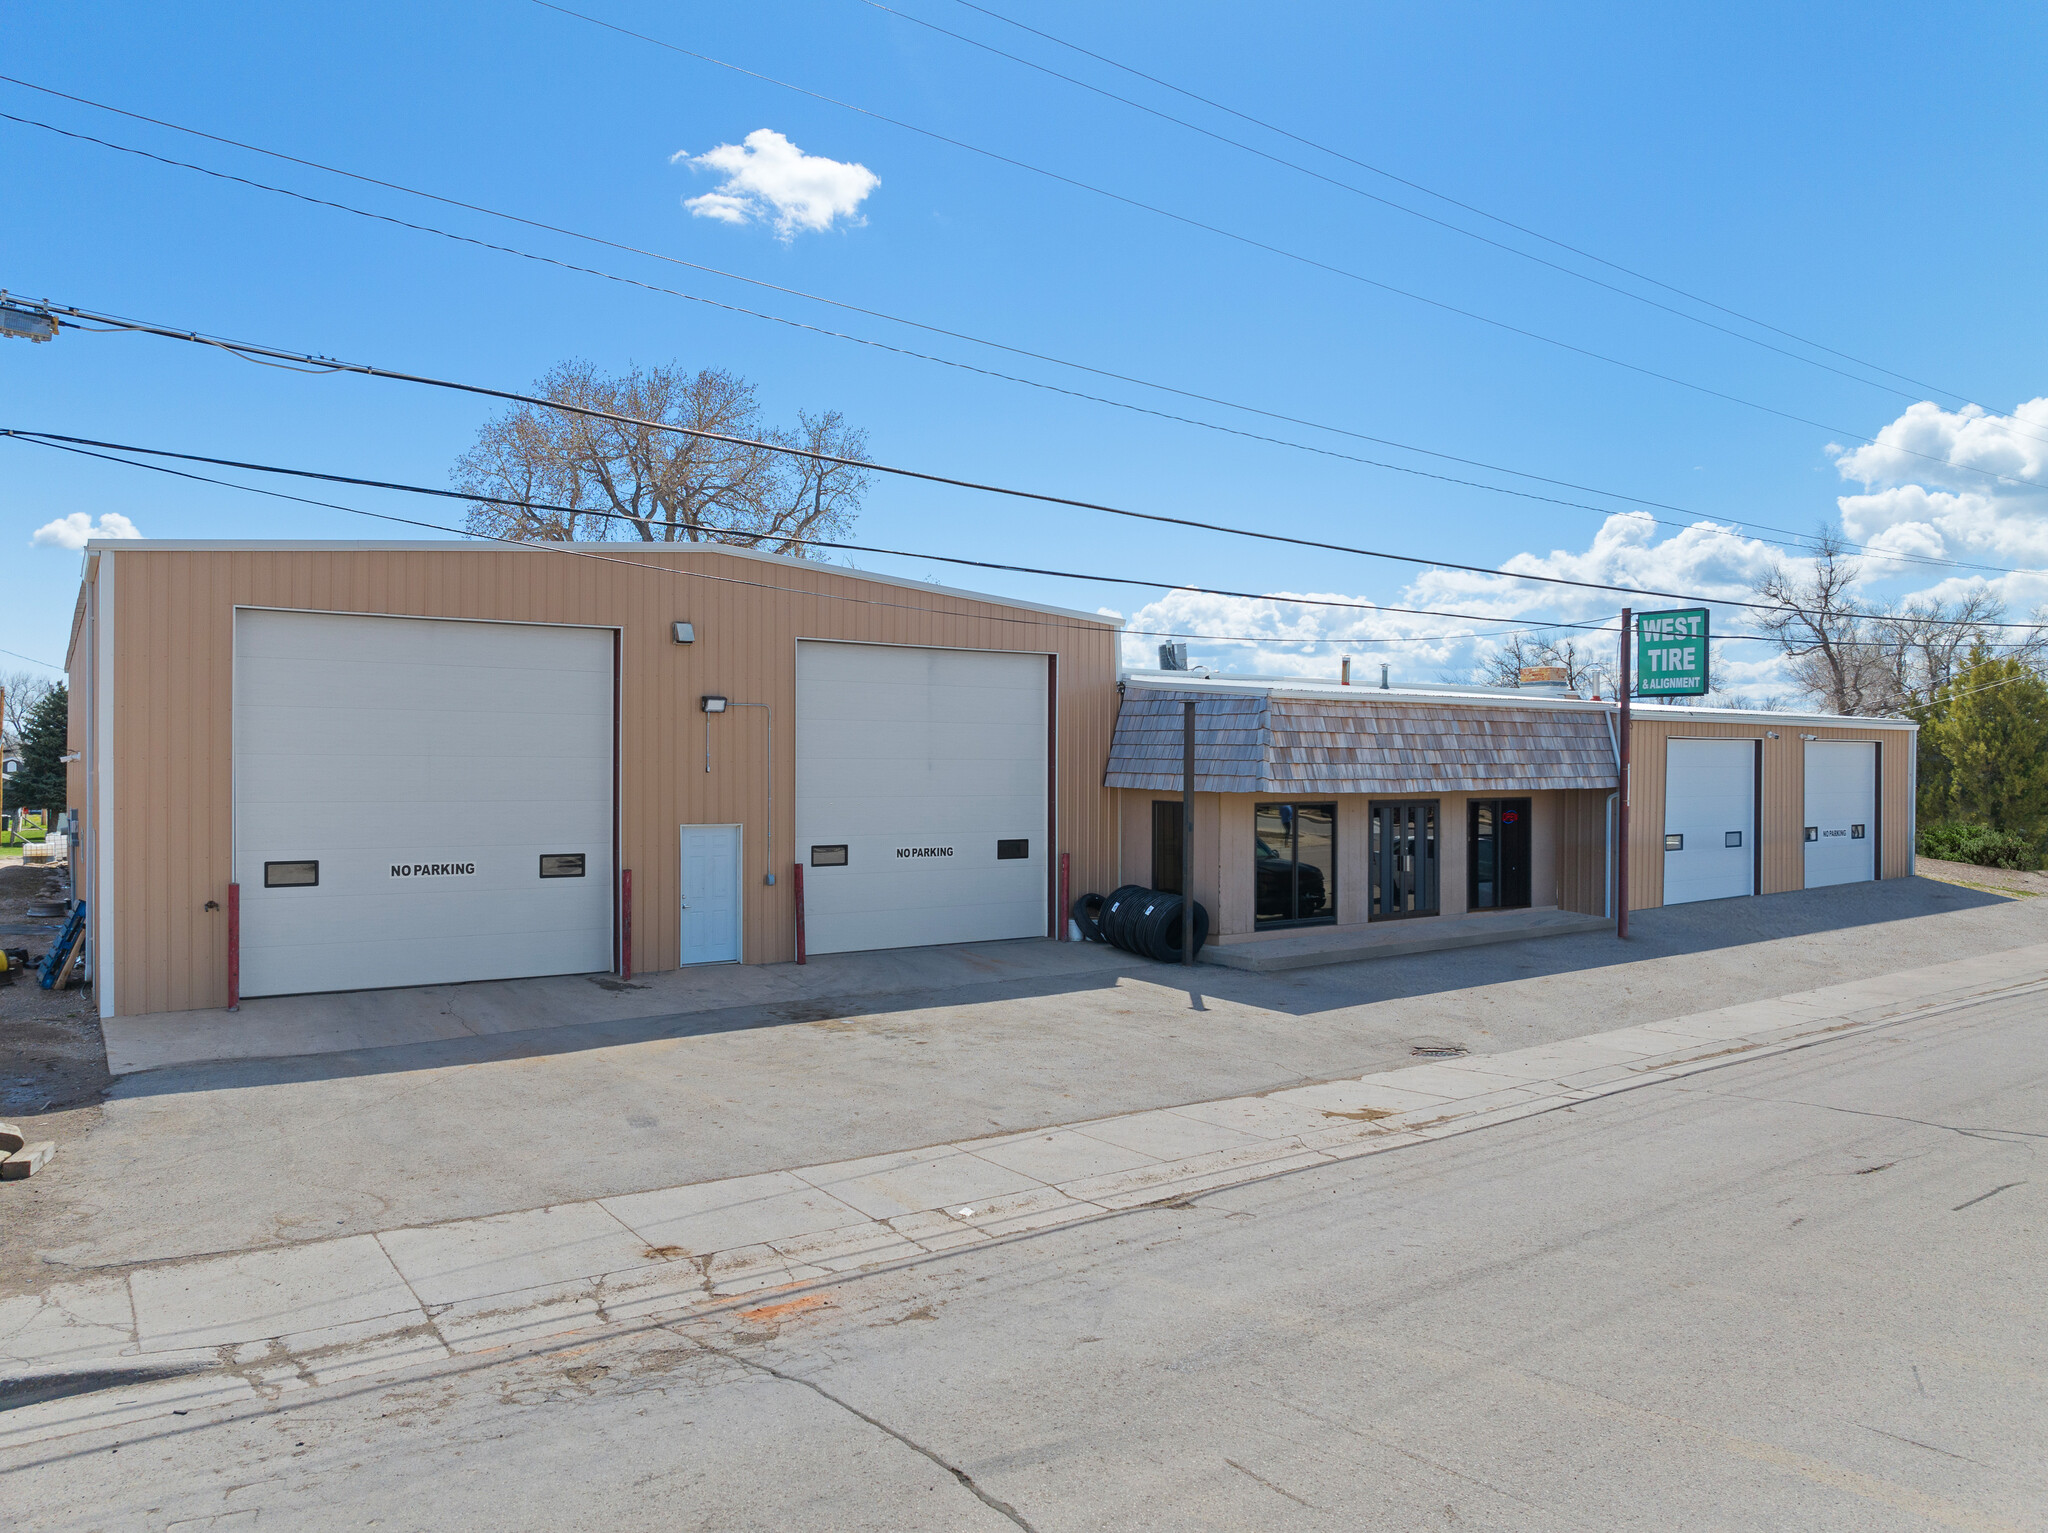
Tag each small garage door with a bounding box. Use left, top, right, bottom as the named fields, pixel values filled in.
left=1804, top=740, right=1876, bottom=887
left=795, top=640, right=1047, bottom=955
left=1663, top=738, right=1757, bottom=904
left=233, top=610, right=614, bottom=997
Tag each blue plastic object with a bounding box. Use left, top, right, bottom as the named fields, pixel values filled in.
left=37, top=901, right=85, bottom=989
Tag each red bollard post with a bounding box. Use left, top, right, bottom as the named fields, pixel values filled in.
left=1059, top=851, right=1070, bottom=940
left=794, top=862, right=807, bottom=964
left=226, top=882, right=240, bottom=1012
left=621, top=868, right=633, bottom=981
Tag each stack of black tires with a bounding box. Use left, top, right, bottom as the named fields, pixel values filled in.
left=1070, top=885, right=1210, bottom=963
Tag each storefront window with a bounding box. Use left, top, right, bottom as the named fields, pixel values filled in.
left=1254, top=803, right=1337, bottom=926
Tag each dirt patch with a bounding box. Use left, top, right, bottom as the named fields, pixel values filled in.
left=0, top=860, right=112, bottom=1293
left=1916, top=857, right=2048, bottom=898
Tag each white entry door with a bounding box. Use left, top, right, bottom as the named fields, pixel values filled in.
left=1804, top=741, right=1877, bottom=887
left=233, top=610, right=615, bottom=997
left=1663, top=738, right=1756, bottom=905
left=795, top=640, right=1049, bottom=955
left=680, top=823, right=742, bottom=964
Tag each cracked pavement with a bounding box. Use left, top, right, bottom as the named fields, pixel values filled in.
left=4, top=962, right=2043, bottom=1529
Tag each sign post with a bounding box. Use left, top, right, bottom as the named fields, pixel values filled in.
left=1617, top=610, right=1631, bottom=941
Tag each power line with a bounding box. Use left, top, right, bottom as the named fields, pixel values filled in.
left=944, top=0, right=1997, bottom=413
left=4, top=91, right=2016, bottom=578
left=4, top=433, right=1600, bottom=655
left=0, top=645, right=64, bottom=672
left=0, top=429, right=1610, bottom=645
left=17, top=306, right=2046, bottom=636
left=524, top=0, right=2048, bottom=494
left=12, top=428, right=2018, bottom=659
left=864, top=0, right=2028, bottom=432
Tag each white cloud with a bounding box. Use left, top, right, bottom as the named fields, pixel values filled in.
left=675, top=130, right=878, bottom=241
left=1831, top=396, right=2048, bottom=604
left=1115, top=514, right=1802, bottom=704
left=32, top=511, right=142, bottom=549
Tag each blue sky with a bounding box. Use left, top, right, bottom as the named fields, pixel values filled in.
left=4, top=0, right=2045, bottom=697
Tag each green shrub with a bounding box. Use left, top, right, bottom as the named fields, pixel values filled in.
left=1917, top=821, right=2040, bottom=871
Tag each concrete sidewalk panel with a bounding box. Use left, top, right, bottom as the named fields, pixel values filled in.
left=0, top=1276, right=136, bottom=1368
left=377, top=1203, right=649, bottom=1310
left=968, top=1128, right=1161, bottom=1184
left=1067, top=1109, right=1269, bottom=1161
left=601, top=1171, right=870, bottom=1257
left=131, top=1235, right=420, bottom=1353
left=805, top=1150, right=1042, bottom=1221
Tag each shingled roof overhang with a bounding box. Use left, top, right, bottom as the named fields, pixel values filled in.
left=1105, top=686, right=1621, bottom=794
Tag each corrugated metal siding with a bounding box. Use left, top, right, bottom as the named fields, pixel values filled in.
left=99, top=546, right=1120, bottom=1015
left=1627, top=718, right=1914, bottom=910
left=1105, top=691, right=1620, bottom=793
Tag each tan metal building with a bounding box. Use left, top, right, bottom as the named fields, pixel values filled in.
left=1104, top=675, right=1916, bottom=954
left=65, top=540, right=1123, bottom=1018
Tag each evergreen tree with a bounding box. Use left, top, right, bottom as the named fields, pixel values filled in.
left=1922, top=654, right=2048, bottom=840
left=5, top=683, right=67, bottom=820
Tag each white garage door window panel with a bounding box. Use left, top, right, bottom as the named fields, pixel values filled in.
left=1804, top=740, right=1876, bottom=887
left=797, top=641, right=1047, bottom=955
left=234, top=610, right=614, bottom=997
left=1663, top=738, right=1756, bottom=905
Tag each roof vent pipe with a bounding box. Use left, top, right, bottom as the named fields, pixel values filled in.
left=1380, top=663, right=1390, bottom=689
left=1340, top=655, right=1351, bottom=686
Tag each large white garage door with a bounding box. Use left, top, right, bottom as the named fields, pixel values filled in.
left=796, top=641, right=1047, bottom=955
left=1663, top=738, right=1756, bottom=905
left=1804, top=740, right=1876, bottom=887
left=233, top=610, right=614, bottom=997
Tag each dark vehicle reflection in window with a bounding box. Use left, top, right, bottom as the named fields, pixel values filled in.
left=1255, top=802, right=1336, bottom=926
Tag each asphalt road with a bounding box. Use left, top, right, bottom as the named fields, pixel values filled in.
left=8, top=973, right=2042, bottom=1530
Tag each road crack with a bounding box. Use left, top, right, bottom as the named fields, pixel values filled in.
left=670, top=1329, right=1036, bottom=1530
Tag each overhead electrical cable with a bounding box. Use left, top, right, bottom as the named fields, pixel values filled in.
left=521, top=0, right=2048, bottom=491
left=7, top=428, right=2007, bottom=654
left=2, top=430, right=1594, bottom=648
left=0, top=105, right=2029, bottom=581
left=0, top=429, right=1610, bottom=636
left=863, top=0, right=2030, bottom=430
left=18, top=303, right=2045, bottom=634
left=944, top=0, right=2000, bottom=415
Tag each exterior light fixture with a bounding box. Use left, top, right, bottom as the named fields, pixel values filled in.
left=0, top=301, right=59, bottom=343
left=1765, top=730, right=1779, bottom=739
left=673, top=622, right=695, bottom=644
left=1799, top=732, right=1819, bottom=741
left=701, top=695, right=728, bottom=713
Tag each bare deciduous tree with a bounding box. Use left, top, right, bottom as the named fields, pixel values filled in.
left=1475, top=633, right=1617, bottom=696
left=1, top=670, right=54, bottom=754
left=456, top=361, right=871, bottom=555
left=1753, top=531, right=2046, bottom=714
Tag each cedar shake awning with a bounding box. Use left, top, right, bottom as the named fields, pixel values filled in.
left=1104, top=687, right=1621, bottom=794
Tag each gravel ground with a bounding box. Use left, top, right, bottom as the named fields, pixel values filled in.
left=0, top=861, right=109, bottom=1230
left=1916, top=853, right=2048, bottom=897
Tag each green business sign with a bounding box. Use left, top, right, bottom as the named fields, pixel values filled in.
left=1636, top=608, right=1709, bottom=696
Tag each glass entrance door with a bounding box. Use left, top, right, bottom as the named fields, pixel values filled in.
left=1467, top=797, right=1532, bottom=910
left=1370, top=800, right=1440, bottom=920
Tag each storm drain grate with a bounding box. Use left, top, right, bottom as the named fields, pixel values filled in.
left=1410, top=1040, right=1468, bottom=1059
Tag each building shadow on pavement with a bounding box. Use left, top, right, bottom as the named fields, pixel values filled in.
left=104, top=875, right=2025, bottom=1101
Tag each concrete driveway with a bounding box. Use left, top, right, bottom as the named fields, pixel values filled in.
left=5, top=877, right=2043, bottom=1289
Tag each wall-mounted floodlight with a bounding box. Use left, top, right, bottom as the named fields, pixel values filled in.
left=701, top=695, right=728, bottom=713
left=1765, top=730, right=1779, bottom=739
left=673, top=622, right=695, bottom=644
left=1799, top=732, right=1819, bottom=741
